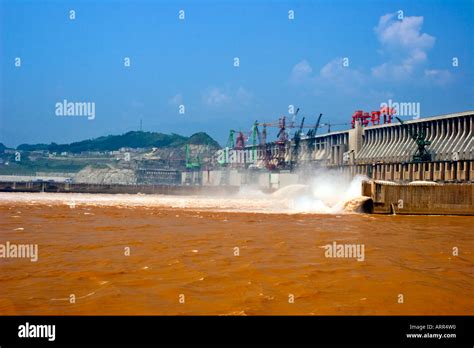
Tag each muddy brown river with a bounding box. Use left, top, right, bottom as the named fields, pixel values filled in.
left=0, top=192, right=472, bottom=315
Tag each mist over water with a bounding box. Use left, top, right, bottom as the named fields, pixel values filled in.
left=0, top=173, right=368, bottom=214
left=286, top=173, right=368, bottom=214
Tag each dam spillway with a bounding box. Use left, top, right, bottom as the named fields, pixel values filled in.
left=240, top=110, right=473, bottom=183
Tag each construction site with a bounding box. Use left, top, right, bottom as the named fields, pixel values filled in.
left=179, top=108, right=473, bottom=187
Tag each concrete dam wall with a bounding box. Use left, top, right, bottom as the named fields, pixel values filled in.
left=244, top=110, right=473, bottom=183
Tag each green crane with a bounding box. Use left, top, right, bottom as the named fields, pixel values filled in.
left=396, top=117, right=432, bottom=162
left=185, top=144, right=201, bottom=169
left=218, top=129, right=236, bottom=166
left=226, top=129, right=235, bottom=149
left=251, top=121, right=260, bottom=163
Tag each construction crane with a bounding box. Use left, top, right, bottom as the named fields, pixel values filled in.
left=291, top=116, right=305, bottom=168
left=276, top=115, right=289, bottom=143
left=289, top=107, right=300, bottom=128
left=252, top=121, right=272, bottom=169
left=304, top=114, right=349, bottom=158
left=218, top=129, right=236, bottom=167
left=185, top=144, right=201, bottom=169
left=235, top=131, right=246, bottom=150
left=256, top=109, right=305, bottom=139
left=226, top=130, right=236, bottom=148
left=352, top=108, right=395, bottom=128
left=219, top=129, right=247, bottom=167
left=250, top=121, right=261, bottom=163
left=253, top=115, right=291, bottom=169
left=396, top=117, right=432, bottom=162
left=319, top=122, right=350, bottom=133
left=306, top=113, right=323, bottom=154
left=275, top=116, right=289, bottom=167
left=254, top=110, right=324, bottom=169
left=307, top=113, right=323, bottom=138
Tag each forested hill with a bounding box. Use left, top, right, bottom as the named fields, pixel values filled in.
left=16, top=131, right=221, bottom=153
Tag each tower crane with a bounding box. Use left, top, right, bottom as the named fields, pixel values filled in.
left=291, top=116, right=305, bottom=168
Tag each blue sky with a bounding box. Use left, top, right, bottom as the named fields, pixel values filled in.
left=1, top=0, right=473, bottom=147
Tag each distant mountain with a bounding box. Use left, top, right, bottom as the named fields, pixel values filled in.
left=0, top=143, right=7, bottom=152
left=186, top=132, right=220, bottom=148
left=17, top=131, right=221, bottom=153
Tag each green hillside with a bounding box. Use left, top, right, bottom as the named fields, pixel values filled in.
left=17, top=131, right=221, bottom=153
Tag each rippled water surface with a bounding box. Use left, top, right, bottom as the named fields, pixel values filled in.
left=0, top=192, right=473, bottom=315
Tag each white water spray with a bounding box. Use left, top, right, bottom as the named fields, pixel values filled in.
left=276, top=172, right=368, bottom=213
left=0, top=173, right=369, bottom=214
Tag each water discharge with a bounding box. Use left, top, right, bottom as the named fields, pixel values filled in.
left=0, top=174, right=369, bottom=214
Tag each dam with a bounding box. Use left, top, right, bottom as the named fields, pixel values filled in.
left=193, top=110, right=473, bottom=215
left=1, top=110, right=473, bottom=215
left=212, top=110, right=474, bottom=185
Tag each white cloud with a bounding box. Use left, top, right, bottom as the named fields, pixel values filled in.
left=169, top=93, right=183, bottom=106
left=319, top=58, right=369, bottom=95
left=424, top=69, right=453, bottom=86
left=289, top=58, right=398, bottom=106
left=288, top=12, right=453, bottom=103
left=202, top=86, right=253, bottom=107
left=236, top=86, right=253, bottom=104
left=290, top=59, right=313, bottom=83
left=320, top=58, right=364, bottom=82
left=290, top=58, right=366, bottom=96
left=202, top=87, right=231, bottom=106
left=372, top=61, right=414, bottom=79
left=372, top=13, right=435, bottom=80
left=375, top=14, right=435, bottom=51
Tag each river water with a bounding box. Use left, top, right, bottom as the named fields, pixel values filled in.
left=0, top=189, right=472, bottom=315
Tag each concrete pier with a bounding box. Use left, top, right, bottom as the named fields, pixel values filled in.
left=362, top=181, right=473, bottom=215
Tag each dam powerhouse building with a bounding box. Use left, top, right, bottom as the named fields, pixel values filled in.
left=188, top=110, right=473, bottom=187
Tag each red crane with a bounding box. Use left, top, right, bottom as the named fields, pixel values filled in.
left=352, top=107, right=396, bottom=128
